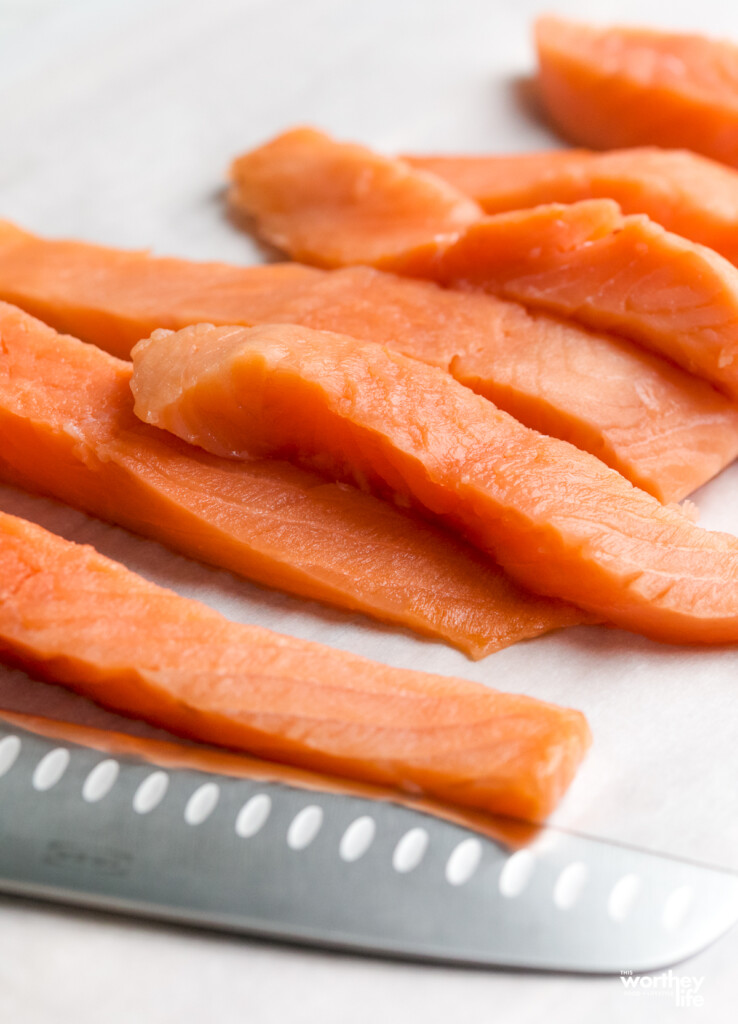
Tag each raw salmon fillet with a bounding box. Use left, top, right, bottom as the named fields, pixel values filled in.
left=535, top=16, right=738, bottom=168
left=1, top=222, right=736, bottom=502
left=229, top=127, right=481, bottom=268
left=133, top=322, right=738, bottom=645
left=0, top=301, right=584, bottom=657
left=407, top=147, right=738, bottom=266
left=421, top=199, right=738, bottom=400
left=0, top=511, right=592, bottom=820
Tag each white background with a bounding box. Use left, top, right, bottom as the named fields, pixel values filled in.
left=1, top=0, right=738, bottom=1020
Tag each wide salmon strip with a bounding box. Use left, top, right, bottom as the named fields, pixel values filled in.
left=0, top=302, right=584, bottom=657
left=407, top=147, right=738, bottom=266
left=1, top=223, right=736, bottom=502
left=535, top=16, right=738, bottom=168
left=229, top=127, right=481, bottom=268
left=0, top=511, right=592, bottom=820
left=416, top=200, right=738, bottom=400
left=133, top=322, right=738, bottom=645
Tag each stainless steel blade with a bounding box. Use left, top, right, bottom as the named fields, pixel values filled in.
left=1, top=722, right=736, bottom=973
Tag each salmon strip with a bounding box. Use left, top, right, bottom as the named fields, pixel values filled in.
left=418, top=200, right=738, bottom=400
left=133, top=322, right=738, bottom=645
left=406, top=147, right=738, bottom=266
left=0, top=511, right=592, bottom=820
left=535, top=16, right=738, bottom=168
left=229, top=126, right=481, bottom=268
left=0, top=711, right=541, bottom=845
left=1, top=222, right=736, bottom=503
left=0, top=221, right=324, bottom=361
left=0, top=301, right=584, bottom=657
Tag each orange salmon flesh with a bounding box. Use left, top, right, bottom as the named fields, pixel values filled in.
left=0, top=221, right=736, bottom=502
left=132, top=321, right=738, bottom=646
left=0, top=511, right=592, bottom=820
left=535, top=16, right=738, bottom=168
left=0, top=301, right=585, bottom=657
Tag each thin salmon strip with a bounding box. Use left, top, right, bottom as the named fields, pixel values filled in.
left=0, top=511, right=592, bottom=820
left=419, top=200, right=738, bottom=400
left=133, top=322, right=738, bottom=645
left=0, top=221, right=324, bottom=361
left=229, top=126, right=481, bottom=268
left=535, top=16, right=738, bottom=168
left=0, top=301, right=584, bottom=657
left=0, top=710, right=541, bottom=845
left=1, top=223, right=736, bottom=502
left=407, top=147, right=738, bottom=266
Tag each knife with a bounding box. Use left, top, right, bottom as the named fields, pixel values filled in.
left=1, top=721, right=736, bottom=973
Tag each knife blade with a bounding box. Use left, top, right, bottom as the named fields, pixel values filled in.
left=1, top=722, right=736, bottom=973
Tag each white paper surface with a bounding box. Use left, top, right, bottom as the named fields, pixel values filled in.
left=1, top=1, right=738, bottom=1020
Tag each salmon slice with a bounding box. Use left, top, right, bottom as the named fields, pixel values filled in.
left=406, top=147, right=738, bottom=266
left=1, top=222, right=737, bottom=503
left=0, top=220, right=324, bottom=361
left=0, top=511, right=592, bottom=820
left=535, top=16, right=738, bottom=168
left=229, top=126, right=481, bottom=268
left=0, top=301, right=585, bottom=657
left=419, top=200, right=738, bottom=400
left=0, top=711, right=541, bottom=845
left=133, top=322, right=738, bottom=645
